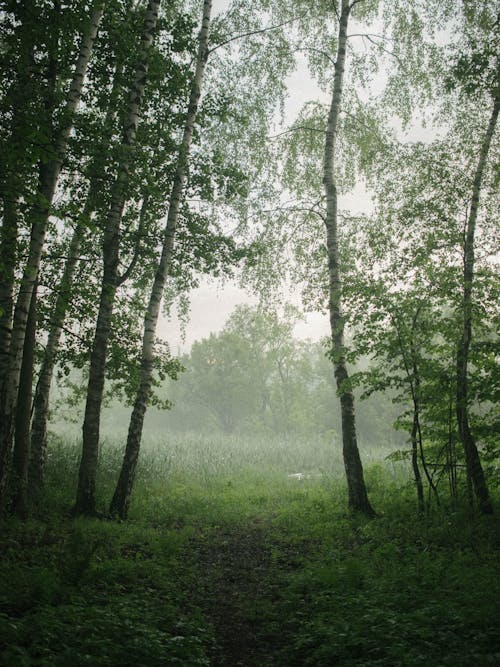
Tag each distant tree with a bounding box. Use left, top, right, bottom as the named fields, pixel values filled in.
left=187, top=330, right=263, bottom=433
left=172, top=306, right=305, bottom=435
left=224, top=305, right=310, bottom=435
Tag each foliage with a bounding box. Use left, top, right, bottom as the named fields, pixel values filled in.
left=342, top=102, right=499, bottom=508
left=0, top=3, right=499, bottom=658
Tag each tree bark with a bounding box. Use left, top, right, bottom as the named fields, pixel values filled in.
left=456, top=79, right=498, bottom=516
left=322, top=0, right=374, bottom=517
left=74, top=0, right=161, bottom=517
left=30, top=64, right=123, bottom=489
left=410, top=410, right=425, bottom=514
left=29, top=211, right=88, bottom=489
left=0, top=3, right=104, bottom=512
left=12, top=282, right=37, bottom=519
left=0, top=1, right=37, bottom=378
left=0, top=195, right=19, bottom=380
left=110, top=0, right=212, bottom=519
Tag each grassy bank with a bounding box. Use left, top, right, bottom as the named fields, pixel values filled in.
left=1, top=434, right=498, bottom=666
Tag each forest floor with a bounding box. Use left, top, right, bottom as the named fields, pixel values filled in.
left=1, top=436, right=499, bottom=666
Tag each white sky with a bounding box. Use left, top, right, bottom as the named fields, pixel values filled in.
left=159, top=1, right=437, bottom=351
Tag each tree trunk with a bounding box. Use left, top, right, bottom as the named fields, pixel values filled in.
left=322, top=0, right=374, bottom=517
left=0, top=1, right=37, bottom=378
left=74, top=0, right=161, bottom=517
left=0, top=2, right=104, bottom=513
left=446, top=376, right=457, bottom=500
left=410, top=328, right=440, bottom=508
left=0, top=195, right=18, bottom=380
left=410, top=409, right=425, bottom=514
left=29, top=216, right=87, bottom=489
left=30, top=64, right=123, bottom=489
left=110, top=0, right=212, bottom=519
left=12, top=282, right=37, bottom=519
left=456, top=85, right=498, bottom=515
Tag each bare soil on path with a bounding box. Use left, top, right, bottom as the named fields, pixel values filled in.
left=188, top=519, right=305, bottom=666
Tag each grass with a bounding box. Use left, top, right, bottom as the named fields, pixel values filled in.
left=0, top=431, right=498, bottom=666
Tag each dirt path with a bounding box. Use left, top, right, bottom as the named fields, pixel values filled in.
left=189, top=520, right=302, bottom=666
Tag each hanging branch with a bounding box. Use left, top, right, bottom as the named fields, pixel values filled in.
left=209, top=12, right=306, bottom=54
left=117, top=194, right=150, bottom=286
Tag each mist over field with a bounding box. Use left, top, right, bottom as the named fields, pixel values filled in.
left=49, top=304, right=408, bottom=476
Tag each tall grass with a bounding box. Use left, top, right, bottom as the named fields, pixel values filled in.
left=49, top=427, right=407, bottom=480
left=43, top=428, right=409, bottom=518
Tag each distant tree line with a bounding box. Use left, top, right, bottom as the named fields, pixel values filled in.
left=153, top=305, right=402, bottom=447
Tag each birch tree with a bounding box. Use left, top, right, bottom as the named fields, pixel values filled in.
left=321, top=0, right=375, bottom=516
left=247, top=0, right=493, bottom=516
left=12, top=282, right=37, bottom=518
left=0, top=1, right=104, bottom=511
left=346, top=105, right=498, bottom=511
left=106, top=0, right=304, bottom=516
left=74, top=0, right=161, bottom=516
left=0, top=1, right=39, bottom=379
left=110, top=0, right=212, bottom=519
left=29, top=57, right=125, bottom=489
left=453, top=56, right=498, bottom=514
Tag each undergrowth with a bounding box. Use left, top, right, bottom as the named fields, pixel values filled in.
left=0, top=433, right=498, bottom=666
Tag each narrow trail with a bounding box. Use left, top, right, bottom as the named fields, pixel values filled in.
left=188, top=519, right=304, bottom=666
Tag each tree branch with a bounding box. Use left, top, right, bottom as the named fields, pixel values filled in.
left=349, top=32, right=405, bottom=68
left=268, top=125, right=325, bottom=139
left=209, top=13, right=306, bottom=54
left=117, top=194, right=149, bottom=286
left=332, top=1, right=340, bottom=22
left=294, top=45, right=337, bottom=68
left=47, top=323, right=92, bottom=350
left=347, top=32, right=390, bottom=40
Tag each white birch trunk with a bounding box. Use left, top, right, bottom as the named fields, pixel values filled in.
left=323, top=0, right=374, bottom=516
left=456, top=72, right=498, bottom=515
left=110, top=0, right=213, bottom=519
left=0, top=1, right=37, bottom=376
left=0, top=3, right=104, bottom=512
left=30, top=64, right=124, bottom=489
